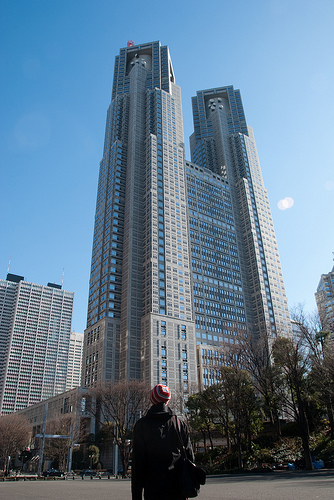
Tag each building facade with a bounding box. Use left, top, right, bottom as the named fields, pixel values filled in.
left=83, top=41, right=197, bottom=394
left=189, top=88, right=291, bottom=347
left=0, top=274, right=74, bottom=414
left=66, top=331, right=84, bottom=391
left=315, top=265, right=334, bottom=333
left=18, top=386, right=91, bottom=442
left=17, top=386, right=95, bottom=472
left=83, top=41, right=291, bottom=394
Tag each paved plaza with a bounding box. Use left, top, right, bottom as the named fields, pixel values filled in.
left=0, top=470, right=333, bottom=500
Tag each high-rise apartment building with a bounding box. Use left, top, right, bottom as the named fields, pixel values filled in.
left=0, top=274, right=74, bottom=414
left=83, top=41, right=291, bottom=394
left=315, top=264, right=334, bottom=333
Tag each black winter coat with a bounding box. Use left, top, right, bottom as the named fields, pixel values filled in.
left=131, top=402, right=195, bottom=500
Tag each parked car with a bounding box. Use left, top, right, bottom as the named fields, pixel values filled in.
left=80, top=469, right=96, bottom=477
left=43, top=469, right=63, bottom=477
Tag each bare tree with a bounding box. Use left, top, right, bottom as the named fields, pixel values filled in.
left=292, top=307, right=334, bottom=440
left=225, top=330, right=284, bottom=440
left=0, top=414, right=31, bottom=473
left=43, top=414, right=78, bottom=472
left=89, top=380, right=150, bottom=476
left=272, top=329, right=313, bottom=470
left=171, top=382, right=199, bottom=417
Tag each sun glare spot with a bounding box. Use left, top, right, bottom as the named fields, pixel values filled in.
left=278, top=197, right=294, bottom=210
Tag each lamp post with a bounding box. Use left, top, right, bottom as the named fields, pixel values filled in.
left=113, top=426, right=118, bottom=476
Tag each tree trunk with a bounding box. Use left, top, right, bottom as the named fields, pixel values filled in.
left=272, top=407, right=282, bottom=440
left=297, top=400, right=313, bottom=470
left=201, top=430, right=207, bottom=452
left=300, top=429, right=313, bottom=471
left=237, top=434, right=242, bottom=469
left=326, top=399, right=334, bottom=440
left=207, top=425, right=214, bottom=450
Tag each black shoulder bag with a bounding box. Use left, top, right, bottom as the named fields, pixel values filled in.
left=173, top=416, right=206, bottom=498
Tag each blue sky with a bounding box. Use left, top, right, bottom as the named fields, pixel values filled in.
left=1, top=0, right=333, bottom=333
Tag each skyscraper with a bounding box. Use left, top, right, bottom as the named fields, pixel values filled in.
left=83, top=41, right=197, bottom=393
left=189, top=87, right=291, bottom=345
left=66, top=331, right=84, bottom=390
left=83, top=41, right=291, bottom=394
left=0, top=274, right=74, bottom=414
left=315, top=264, right=334, bottom=333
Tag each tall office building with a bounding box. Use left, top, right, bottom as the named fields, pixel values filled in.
left=315, top=264, right=334, bottom=333
left=189, top=87, right=291, bottom=344
left=83, top=41, right=291, bottom=394
left=66, top=331, right=84, bottom=390
left=84, top=41, right=196, bottom=393
left=187, top=87, right=292, bottom=387
left=0, top=274, right=74, bottom=414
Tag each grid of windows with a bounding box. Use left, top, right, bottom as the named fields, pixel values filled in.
left=84, top=43, right=292, bottom=394
left=0, top=278, right=74, bottom=414
left=315, top=268, right=334, bottom=333
left=190, top=86, right=292, bottom=344
left=186, top=161, right=247, bottom=347
left=83, top=41, right=197, bottom=393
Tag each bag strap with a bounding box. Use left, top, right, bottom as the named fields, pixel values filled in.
left=173, top=415, right=187, bottom=458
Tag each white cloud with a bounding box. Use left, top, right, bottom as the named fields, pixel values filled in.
left=278, top=197, right=294, bottom=210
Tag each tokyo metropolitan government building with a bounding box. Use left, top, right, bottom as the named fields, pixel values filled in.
left=82, top=41, right=291, bottom=394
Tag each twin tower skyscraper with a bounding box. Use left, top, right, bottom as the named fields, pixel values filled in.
left=82, top=41, right=291, bottom=395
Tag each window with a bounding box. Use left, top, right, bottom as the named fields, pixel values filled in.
left=181, top=325, right=186, bottom=340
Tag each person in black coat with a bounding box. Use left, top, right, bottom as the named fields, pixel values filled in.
left=131, top=384, right=194, bottom=500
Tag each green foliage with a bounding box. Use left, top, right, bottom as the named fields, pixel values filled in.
left=96, top=421, right=114, bottom=443
left=87, top=444, right=99, bottom=467
left=187, top=371, right=263, bottom=468
left=187, top=309, right=334, bottom=471
left=195, top=447, right=240, bottom=474
left=309, top=425, right=334, bottom=464
left=281, top=421, right=301, bottom=437
left=194, top=428, right=334, bottom=472
left=266, top=438, right=303, bottom=465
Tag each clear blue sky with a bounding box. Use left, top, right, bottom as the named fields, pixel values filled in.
left=1, top=0, right=333, bottom=333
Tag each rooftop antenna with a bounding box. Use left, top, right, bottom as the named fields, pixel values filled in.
left=61, top=268, right=64, bottom=289
left=6, top=257, right=11, bottom=276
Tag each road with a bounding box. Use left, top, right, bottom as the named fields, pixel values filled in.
left=0, top=470, right=333, bottom=500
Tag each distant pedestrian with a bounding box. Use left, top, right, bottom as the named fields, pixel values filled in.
left=131, top=384, right=194, bottom=500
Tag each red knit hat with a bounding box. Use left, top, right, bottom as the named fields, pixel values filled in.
left=150, top=384, right=171, bottom=405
